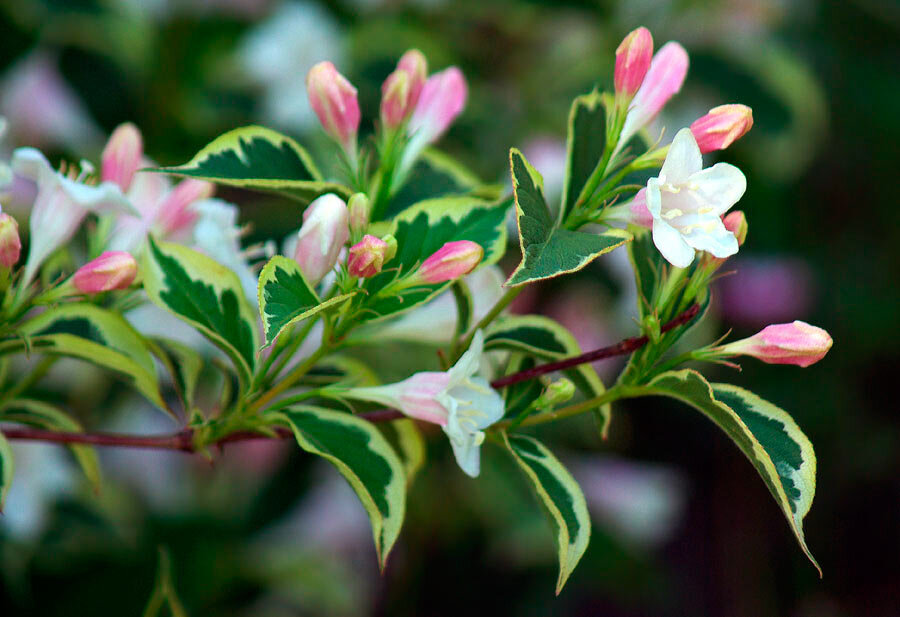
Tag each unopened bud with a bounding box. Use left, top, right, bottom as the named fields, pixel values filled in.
left=381, top=70, right=412, bottom=130
left=537, top=378, right=575, bottom=408
left=348, top=192, right=370, bottom=236
left=722, top=210, right=748, bottom=246
left=615, top=27, right=654, bottom=98
left=306, top=62, right=360, bottom=153
left=397, top=49, right=428, bottom=106
left=73, top=251, right=137, bottom=293
left=407, top=67, right=467, bottom=145
left=690, top=104, right=753, bottom=154
left=293, top=193, right=350, bottom=285
left=101, top=123, right=143, bottom=192
left=715, top=321, right=832, bottom=367
left=381, top=234, right=398, bottom=263
left=0, top=213, right=21, bottom=268
left=348, top=234, right=388, bottom=278
left=416, top=240, right=483, bottom=284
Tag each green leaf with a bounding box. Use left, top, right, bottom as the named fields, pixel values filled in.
left=0, top=399, right=101, bottom=491
left=0, top=431, right=12, bottom=511
left=502, top=355, right=543, bottom=420
left=388, top=148, right=502, bottom=218
left=502, top=433, right=591, bottom=594
left=257, top=256, right=355, bottom=347
left=355, top=196, right=508, bottom=325
left=560, top=90, right=608, bottom=222
left=17, top=303, right=167, bottom=411
left=273, top=406, right=407, bottom=567
left=144, top=237, right=259, bottom=387
left=150, top=337, right=205, bottom=414
left=485, top=314, right=612, bottom=436
left=506, top=148, right=630, bottom=287
left=156, top=125, right=351, bottom=204
left=643, top=369, right=820, bottom=574
left=381, top=419, right=426, bottom=488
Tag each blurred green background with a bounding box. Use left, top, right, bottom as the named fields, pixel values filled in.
left=0, top=0, right=898, bottom=615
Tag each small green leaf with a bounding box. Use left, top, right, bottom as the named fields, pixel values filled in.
left=17, top=304, right=167, bottom=411
left=151, top=337, right=205, bottom=414
left=257, top=256, right=355, bottom=347
left=506, top=148, right=630, bottom=287
left=644, top=369, right=821, bottom=574
left=0, top=431, right=13, bottom=511
left=560, top=90, right=608, bottom=222
left=144, top=237, right=259, bottom=387
left=355, top=196, right=508, bottom=325
left=156, top=125, right=351, bottom=204
left=0, top=399, right=101, bottom=491
left=502, top=433, right=591, bottom=594
left=273, top=406, right=407, bottom=567
left=485, top=314, right=611, bottom=436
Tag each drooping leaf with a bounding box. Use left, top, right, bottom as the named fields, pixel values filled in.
left=257, top=256, right=355, bottom=347
left=0, top=399, right=101, bottom=491
left=560, top=90, right=608, bottom=222
left=502, top=433, right=591, bottom=594
left=17, top=303, right=167, bottom=411
left=354, top=196, right=508, bottom=325
left=156, top=125, right=350, bottom=204
left=273, top=406, right=407, bottom=567
left=0, top=431, right=12, bottom=511
left=150, top=337, right=205, bottom=414
left=144, top=237, right=259, bottom=387
left=506, top=148, right=630, bottom=287
left=643, top=369, right=820, bottom=574
left=485, top=314, right=611, bottom=436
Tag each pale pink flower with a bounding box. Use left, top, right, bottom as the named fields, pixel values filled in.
left=619, top=42, right=689, bottom=146
left=690, top=104, right=753, bottom=154
left=715, top=321, right=833, bottom=367
left=73, top=251, right=137, bottom=293
left=293, top=193, right=349, bottom=285
left=416, top=240, right=483, bottom=284
left=306, top=61, right=360, bottom=153
left=615, top=27, right=654, bottom=97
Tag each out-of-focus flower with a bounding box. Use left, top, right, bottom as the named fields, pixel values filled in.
left=0, top=213, right=21, bottom=268
left=716, top=256, right=815, bottom=326
left=348, top=235, right=388, bottom=278
left=690, top=104, right=753, bottom=154
left=237, top=2, right=345, bottom=132
left=0, top=52, right=101, bottom=151
left=347, top=331, right=503, bottom=477
left=615, top=27, right=654, bottom=98
left=101, top=123, right=143, bottom=192
left=293, top=193, right=349, bottom=285
left=415, top=240, right=483, bottom=284
left=646, top=128, right=746, bottom=267
left=1, top=442, right=75, bottom=538
left=73, top=251, right=138, bottom=293
left=12, top=148, right=134, bottom=286
left=712, top=321, right=832, bottom=367
left=306, top=62, right=360, bottom=156
left=619, top=42, right=689, bottom=147
left=401, top=66, right=467, bottom=172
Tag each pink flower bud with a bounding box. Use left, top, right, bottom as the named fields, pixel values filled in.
left=306, top=61, right=360, bottom=151
left=628, top=187, right=654, bottom=227
left=615, top=27, right=654, bottom=97
left=380, top=70, right=413, bottom=130
left=690, top=104, right=753, bottom=154
left=347, top=192, right=370, bottom=236
left=293, top=193, right=349, bottom=285
left=0, top=213, right=21, bottom=268
left=101, top=123, right=143, bottom=191
left=722, top=210, right=748, bottom=246
left=348, top=234, right=389, bottom=278
left=397, top=49, right=428, bottom=106
left=718, top=321, right=833, bottom=367
left=620, top=42, right=689, bottom=144
left=417, top=240, right=483, bottom=284
left=407, top=67, right=467, bottom=144
left=73, top=251, right=137, bottom=293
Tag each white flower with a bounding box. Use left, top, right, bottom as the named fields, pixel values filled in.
left=646, top=128, right=747, bottom=268
left=12, top=147, right=135, bottom=286
left=347, top=330, right=504, bottom=477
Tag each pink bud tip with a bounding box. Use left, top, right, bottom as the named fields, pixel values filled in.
left=101, top=123, right=143, bottom=191
left=724, top=321, right=833, bottom=367
left=408, top=67, right=467, bottom=144
left=722, top=210, right=748, bottom=246
left=418, top=240, right=483, bottom=284
left=0, top=213, right=22, bottom=269
left=306, top=61, right=360, bottom=150
left=628, top=187, right=654, bottom=228
left=73, top=251, right=138, bottom=293
left=615, top=27, right=654, bottom=97
left=690, top=104, right=753, bottom=154
left=397, top=49, right=428, bottom=107
left=380, top=70, right=413, bottom=130
left=348, top=234, right=389, bottom=278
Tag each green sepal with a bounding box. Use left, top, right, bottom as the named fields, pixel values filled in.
left=501, top=432, right=591, bottom=594
left=506, top=148, right=630, bottom=287
left=143, top=237, right=259, bottom=388
left=17, top=303, right=167, bottom=412
left=560, top=89, right=608, bottom=222
left=644, top=369, right=821, bottom=574
left=272, top=406, right=407, bottom=568
left=0, top=431, right=12, bottom=511
left=155, top=125, right=351, bottom=204
left=257, top=255, right=355, bottom=347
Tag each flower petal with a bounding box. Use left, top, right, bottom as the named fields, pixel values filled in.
left=682, top=220, right=739, bottom=258
left=645, top=177, right=663, bottom=217
left=444, top=426, right=481, bottom=477
left=660, top=128, right=702, bottom=184
left=652, top=218, right=695, bottom=267
left=688, top=162, right=747, bottom=215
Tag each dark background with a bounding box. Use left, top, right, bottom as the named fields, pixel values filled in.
left=0, top=0, right=897, bottom=615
